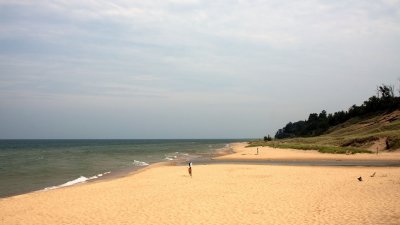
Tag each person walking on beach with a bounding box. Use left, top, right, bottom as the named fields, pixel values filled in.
left=188, top=161, right=192, bottom=178
left=257, top=148, right=259, bottom=155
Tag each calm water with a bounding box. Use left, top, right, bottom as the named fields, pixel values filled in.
left=0, top=139, right=244, bottom=197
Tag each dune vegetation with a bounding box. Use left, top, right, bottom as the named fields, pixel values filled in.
left=251, top=84, right=400, bottom=154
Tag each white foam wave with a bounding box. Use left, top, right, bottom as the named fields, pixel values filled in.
left=164, top=154, right=179, bottom=161
left=44, top=176, right=88, bottom=191
left=60, top=176, right=89, bottom=187
left=43, top=171, right=112, bottom=191
left=96, top=172, right=111, bottom=177
left=164, top=152, right=191, bottom=161
left=132, top=160, right=149, bottom=166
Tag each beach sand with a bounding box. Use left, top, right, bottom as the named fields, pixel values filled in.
left=218, top=142, right=400, bottom=161
left=1, top=143, right=400, bottom=225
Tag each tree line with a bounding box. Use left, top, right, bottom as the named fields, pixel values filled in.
left=274, top=84, right=400, bottom=139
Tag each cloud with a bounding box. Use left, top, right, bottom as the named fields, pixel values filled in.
left=2, top=0, right=399, bottom=49
left=0, top=0, right=400, bottom=138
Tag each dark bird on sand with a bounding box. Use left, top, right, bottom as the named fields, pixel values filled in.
left=357, top=177, right=363, bottom=181
left=370, top=172, right=376, bottom=177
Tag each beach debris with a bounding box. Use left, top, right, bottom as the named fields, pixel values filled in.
left=370, top=172, right=376, bottom=177
left=357, top=176, right=363, bottom=181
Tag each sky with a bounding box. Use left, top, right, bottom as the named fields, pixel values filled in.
left=0, top=0, right=400, bottom=139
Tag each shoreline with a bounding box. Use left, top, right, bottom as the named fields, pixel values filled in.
left=3, top=141, right=400, bottom=199
left=0, top=142, right=236, bottom=199
left=0, top=161, right=172, bottom=199
left=2, top=142, right=400, bottom=224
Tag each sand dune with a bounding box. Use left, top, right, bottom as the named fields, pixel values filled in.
left=1, top=143, right=400, bottom=225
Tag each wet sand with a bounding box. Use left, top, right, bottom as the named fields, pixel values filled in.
left=1, top=142, right=400, bottom=225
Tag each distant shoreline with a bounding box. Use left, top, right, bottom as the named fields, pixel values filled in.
left=217, top=142, right=400, bottom=162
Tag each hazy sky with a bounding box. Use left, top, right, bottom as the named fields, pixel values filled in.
left=1, top=0, right=400, bottom=139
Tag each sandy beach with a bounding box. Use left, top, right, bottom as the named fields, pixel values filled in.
left=1, top=143, right=400, bottom=225
left=218, top=142, right=400, bottom=161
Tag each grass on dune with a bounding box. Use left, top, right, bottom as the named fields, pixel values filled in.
left=247, top=141, right=371, bottom=154
left=249, top=110, right=400, bottom=154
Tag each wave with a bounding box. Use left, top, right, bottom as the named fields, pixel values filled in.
left=43, top=171, right=111, bottom=191
left=164, top=155, right=178, bottom=161
left=164, top=152, right=192, bottom=161
left=132, top=160, right=149, bottom=166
